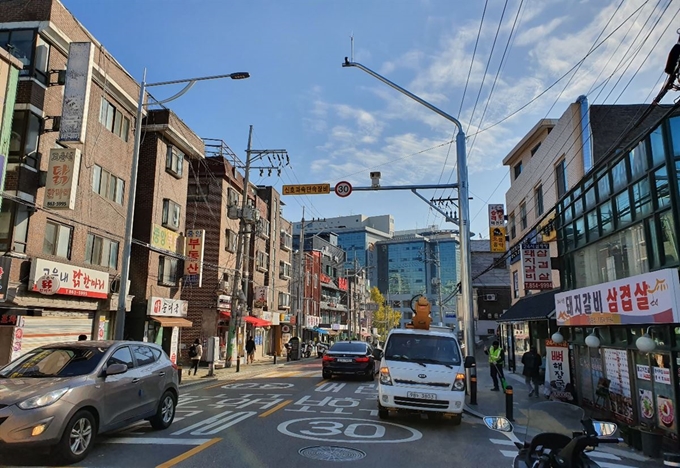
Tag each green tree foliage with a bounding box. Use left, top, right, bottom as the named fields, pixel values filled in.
left=370, top=287, right=401, bottom=337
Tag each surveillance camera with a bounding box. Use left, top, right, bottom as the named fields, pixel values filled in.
left=370, top=172, right=381, bottom=188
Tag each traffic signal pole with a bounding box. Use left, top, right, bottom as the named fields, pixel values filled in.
left=342, top=58, right=477, bottom=398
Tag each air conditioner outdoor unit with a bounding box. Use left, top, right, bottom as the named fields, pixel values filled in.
left=483, top=294, right=497, bottom=301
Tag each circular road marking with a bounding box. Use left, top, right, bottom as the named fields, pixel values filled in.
left=277, top=417, right=422, bottom=444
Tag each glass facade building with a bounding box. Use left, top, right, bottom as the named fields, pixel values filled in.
left=555, top=110, right=680, bottom=440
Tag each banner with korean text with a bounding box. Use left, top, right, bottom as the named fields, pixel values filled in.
left=555, top=268, right=680, bottom=326
left=184, top=230, right=205, bottom=287
left=45, top=148, right=81, bottom=210
left=521, top=243, right=552, bottom=290
left=488, top=204, right=506, bottom=253
left=29, top=258, right=109, bottom=299
left=545, top=339, right=570, bottom=389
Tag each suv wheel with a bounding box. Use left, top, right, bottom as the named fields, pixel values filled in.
left=56, top=409, right=96, bottom=464
left=150, top=390, right=176, bottom=430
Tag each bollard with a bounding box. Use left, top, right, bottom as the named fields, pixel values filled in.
left=470, top=363, right=477, bottom=406
left=505, top=385, right=514, bottom=422
left=273, top=354, right=277, bottom=365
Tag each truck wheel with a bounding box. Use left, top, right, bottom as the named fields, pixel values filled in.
left=378, top=404, right=389, bottom=420
left=450, top=414, right=462, bottom=426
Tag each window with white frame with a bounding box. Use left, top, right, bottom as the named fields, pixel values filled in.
left=227, top=188, right=239, bottom=207
left=256, top=251, right=269, bottom=272
left=43, top=220, right=72, bottom=259
left=259, top=219, right=270, bottom=239
left=280, top=230, right=292, bottom=251
left=92, top=164, right=125, bottom=204
left=225, top=229, right=237, bottom=252
left=279, top=261, right=291, bottom=279
left=166, top=145, right=184, bottom=178
left=278, top=292, right=291, bottom=309
left=85, top=234, right=119, bottom=269
left=162, top=199, right=181, bottom=231
left=158, top=256, right=179, bottom=286
left=99, top=97, right=130, bottom=141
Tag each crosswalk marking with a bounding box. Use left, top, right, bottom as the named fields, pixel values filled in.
left=587, top=451, right=623, bottom=461
left=490, top=438, right=515, bottom=446
left=597, top=463, right=635, bottom=468
left=500, top=449, right=517, bottom=458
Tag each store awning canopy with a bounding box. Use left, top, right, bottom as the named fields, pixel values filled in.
left=244, top=316, right=271, bottom=327
left=497, top=289, right=558, bottom=323
left=151, top=316, right=193, bottom=328
left=313, top=327, right=329, bottom=335
left=220, top=311, right=231, bottom=319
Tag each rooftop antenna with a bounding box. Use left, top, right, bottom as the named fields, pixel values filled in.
left=350, top=33, right=354, bottom=62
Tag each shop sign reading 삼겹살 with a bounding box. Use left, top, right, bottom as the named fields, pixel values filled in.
left=555, top=268, right=680, bottom=326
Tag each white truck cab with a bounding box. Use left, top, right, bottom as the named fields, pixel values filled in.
left=377, top=326, right=466, bottom=425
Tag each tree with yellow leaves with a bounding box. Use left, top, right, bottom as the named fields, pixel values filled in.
left=370, top=286, right=402, bottom=338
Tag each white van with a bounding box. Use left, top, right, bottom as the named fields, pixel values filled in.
left=377, top=327, right=466, bottom=425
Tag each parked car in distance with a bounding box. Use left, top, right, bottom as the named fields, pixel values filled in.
left=322, top=341, right=381, bottom=380
left=0, top=341, right=179, bottom=464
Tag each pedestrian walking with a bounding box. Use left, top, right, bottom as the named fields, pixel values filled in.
left=521, top=346, right=542, bottom=397
left=484, top=340, right=505, bottom=391
left=246, top=336, right=256, bottom=364
left=188, top=339, right=202, bottom=375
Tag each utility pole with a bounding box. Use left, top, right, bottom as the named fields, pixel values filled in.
left=435, top=242, right=445, bottom=327
left=297, top=207, right=305, bottom=338
left=227, top=126, right=289, bottom=372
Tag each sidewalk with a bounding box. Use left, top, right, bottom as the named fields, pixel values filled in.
left=465, top=348, right=657, bottom=465
left=178, top=355, right=297, bottom=388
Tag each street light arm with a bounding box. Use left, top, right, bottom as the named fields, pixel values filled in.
left=151, top=80, right=197, bottom=106
left=342, top=58, right=464, bottom=134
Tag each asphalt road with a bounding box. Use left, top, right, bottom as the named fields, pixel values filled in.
left=0, top=360, right=652, bottom=468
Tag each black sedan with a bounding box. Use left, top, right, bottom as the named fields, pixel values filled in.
left=322, top=341, right=381, bottom=380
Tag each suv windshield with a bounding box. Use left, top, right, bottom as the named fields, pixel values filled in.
left=0, top=347, right=107, bottom=378
left=330, top=342, right=367, bottom=353
left=385, top=334, right=461, bottom=366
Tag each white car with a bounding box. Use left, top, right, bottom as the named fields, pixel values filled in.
left=377, top=327, right=466, bottom=425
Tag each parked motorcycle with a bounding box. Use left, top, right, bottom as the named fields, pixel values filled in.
left=484, top=401, right=621, bottom=468
left=316, top=343, right=328, bottom=358
left=300, top=342, right=312, bottom=358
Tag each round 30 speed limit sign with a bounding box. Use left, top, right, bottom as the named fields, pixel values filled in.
left=335, top=181, right=352, bottom=198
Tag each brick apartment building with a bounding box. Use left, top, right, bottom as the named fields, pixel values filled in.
left=124, top=109, right=205, bottom=362
left=181, top=152, right=292, bottom=365
left=0, top=0, right=140, bottom=364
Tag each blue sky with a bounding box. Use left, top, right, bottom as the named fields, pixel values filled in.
left=63, top=0, right=678, bottom=236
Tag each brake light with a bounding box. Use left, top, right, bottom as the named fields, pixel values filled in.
left=323, top=355, right=336, bottom=362
left=171, top=362, right=178, bottom=371
left=355, top=357, right=370, bottom=363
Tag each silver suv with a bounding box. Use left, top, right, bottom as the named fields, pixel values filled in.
left=0, top=341, right=179, bottom=464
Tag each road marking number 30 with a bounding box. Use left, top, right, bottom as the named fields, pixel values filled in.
left=278, top=417, right=422, bottom=444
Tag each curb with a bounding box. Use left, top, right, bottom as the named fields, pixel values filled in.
left=463, top=404, right=484, bottom=419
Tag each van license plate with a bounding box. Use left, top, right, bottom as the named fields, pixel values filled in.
left=408, top=392, right=436, bottom=400
left=337, top=358, right=352, bottom=362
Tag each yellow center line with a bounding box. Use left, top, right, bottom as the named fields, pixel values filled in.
left=155, top=437, right=221, bottom=468
left=315, top=379, right=329, bottom=387
left=259, top=399, right=292, bottom=418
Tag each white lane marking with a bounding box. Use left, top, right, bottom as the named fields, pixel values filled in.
left=490, top=438, right=515, bottom=446
left=500, top=450, right=517, bottom=458
left=171, top=410, right=256, bottom=436
left=587, top=451, right=622, bottom=461
left=315, top=382, right=346, bottom=393
left=101, top=437, right=212, bottom=445
left=278, top=417, right=422, bottom=444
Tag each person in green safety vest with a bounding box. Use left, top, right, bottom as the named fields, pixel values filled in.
left=484, top=340, right=505, bottom=391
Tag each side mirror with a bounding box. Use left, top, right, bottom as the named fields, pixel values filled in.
left=484, top=416, right=513, bottom=433
left=106, top=363, right=128, bottom=376
left=373, top=349, right=383, bottom=360
left=464, top=356, right=476, bottom=369
left=592, top=421, right=617, bottom=436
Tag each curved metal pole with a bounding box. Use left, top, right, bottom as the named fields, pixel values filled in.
left=342, top=58, right=475, bottom=367
left=152, top=81, right=197, bottom=106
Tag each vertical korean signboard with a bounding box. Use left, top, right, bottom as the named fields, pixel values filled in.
left=521, top=243, right=552, bottom=290
left=59, top=42, right=94, bottom=143
left=488, top=204, right=506, bottom=253
left=184, top=230, right=205, bottom=287
left=45, top=148, right=81, bottom=209
left=545, top=339, right=570, bottom=389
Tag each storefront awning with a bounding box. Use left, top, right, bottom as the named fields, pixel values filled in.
left=313, top=327, right=329, bottom=335
left=497, top=290, right=558, bottom=323
left=151, top=316, right=193, bottom=328
left=220, top=311, right=231, bottom=319
left=244, top=316, right=271, bottom=327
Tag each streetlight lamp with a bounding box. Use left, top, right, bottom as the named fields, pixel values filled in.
left=341, top=58, right=475, bottom=363
left=114, top=70, right=250, bottom=340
